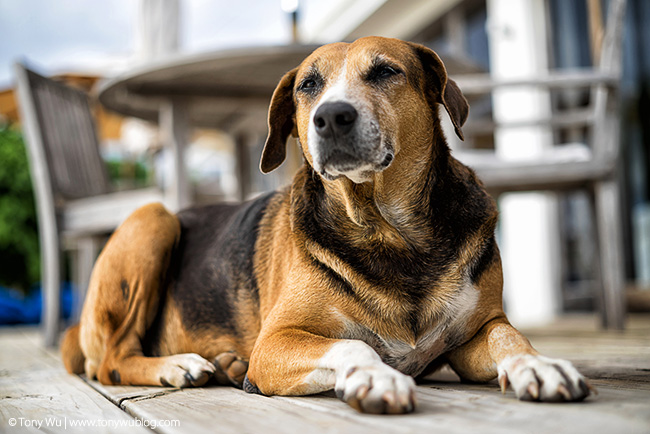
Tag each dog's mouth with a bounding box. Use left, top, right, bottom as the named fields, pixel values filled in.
left=318, top=144, right=394, bottom=183
left=307, top=105, right=395, bottom=183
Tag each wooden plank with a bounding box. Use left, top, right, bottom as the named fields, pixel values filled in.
left=587, top=0, right=605, bottom=64
left=463, top=108, right=594, bottom=135
left=0, top=328, right=150, bottom=433
left=83, top=371, right=650, bottom=434
left=61, top=187, right=166, bottom=236
left=121, top=387, right=388, bottom=434
left=79, top=316, right=650, bottom=434
left=456, top=156, right=614, bottom=194
left=4, top=317, right=649, bottom=434
left=522, top=314, right=650, bottom=385
left=594, top=180, right=626, bottom=329
left=70, top=236, right=103, bottom=322
left=85, top=381, right=181, bottom=408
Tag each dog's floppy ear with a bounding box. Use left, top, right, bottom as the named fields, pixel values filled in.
left=409, top=43, right=469, bottom=141
left=261, top=67, right=298, bottom=174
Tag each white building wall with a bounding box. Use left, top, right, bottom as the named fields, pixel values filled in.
left=487, top=0, right=561, bottom=326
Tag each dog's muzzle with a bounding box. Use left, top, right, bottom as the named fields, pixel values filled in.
left=312, top=101, right=393, bottom=182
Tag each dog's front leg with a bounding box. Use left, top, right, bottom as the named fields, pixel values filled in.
left=247, top=329, right=417, bottom=414
left=447, top=316, right=593, bottom=402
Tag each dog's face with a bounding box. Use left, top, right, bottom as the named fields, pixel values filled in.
left=261, top=37, right=468, bottom=183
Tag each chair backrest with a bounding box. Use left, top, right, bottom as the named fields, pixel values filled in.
left=454, top=0, right=626, bottom=162
left=14, top=64, right=111, bottom=202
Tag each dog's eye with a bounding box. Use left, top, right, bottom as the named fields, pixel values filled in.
left=367, top=64, right=402, bottom=83
left=377, top=66, right=398, bottom=78
left=298, top=77, right=321, bottom=93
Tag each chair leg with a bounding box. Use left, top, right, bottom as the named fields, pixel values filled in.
left=42, top=222, right=61, bottom=347
left=71, top=237, right=102, bottom=322
left=594, top=179, right=626, bottom=329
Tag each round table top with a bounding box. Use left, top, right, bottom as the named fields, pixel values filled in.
left=97, top=44, right=320, bottom=132
left=96, top=43, right=483, bottom=132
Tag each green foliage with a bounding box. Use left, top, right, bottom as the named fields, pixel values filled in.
left=105, top=159, right=151, bottom=190
left=0, top=125, right=40, bottom=292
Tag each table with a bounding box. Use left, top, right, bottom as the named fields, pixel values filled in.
left=97, top=45, right=319, bottom=206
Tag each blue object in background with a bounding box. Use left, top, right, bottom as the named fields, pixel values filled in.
left=0, top=283, right=73, bottom=325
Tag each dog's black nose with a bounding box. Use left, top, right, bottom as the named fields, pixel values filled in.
left=314, top=102, right=358, bottom=138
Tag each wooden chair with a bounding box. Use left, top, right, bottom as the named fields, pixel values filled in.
left=14, top=64, right=169, bottom=346
left=453, top=0, right=626, bottom=328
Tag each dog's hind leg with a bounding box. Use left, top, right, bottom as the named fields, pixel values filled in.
left=61, top=324, right=85, bottom=374
left=78, top=203, right=215, bottom=387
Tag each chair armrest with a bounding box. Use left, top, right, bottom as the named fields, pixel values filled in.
left=454, top=69, right=619, bottom=96
left=453, top=145, right=615, bottom=193
left=60, top=188, right=167, bottom=237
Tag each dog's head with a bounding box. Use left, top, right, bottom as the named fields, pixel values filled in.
left=261, top=37, right=468, bottom=183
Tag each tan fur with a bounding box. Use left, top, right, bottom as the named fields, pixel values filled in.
left=69, top=203, right=185, bottom=385
left=61, top=324, right=84, bottom=374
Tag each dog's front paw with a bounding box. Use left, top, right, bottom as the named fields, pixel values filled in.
left=159, top=353, right=216, bottom=388
left=334, top=365, right=417, bottom=414
left=497, top=354, right=595, bottom=402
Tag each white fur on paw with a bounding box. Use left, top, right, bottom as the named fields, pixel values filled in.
left=497, top=354, right=593, bottom=402
left=159, top=353, right=216, bottom=388
left=334, top=365, right=417, bottom=414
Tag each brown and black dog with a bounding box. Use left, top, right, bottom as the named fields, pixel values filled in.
left=62, top=37, right=593, bottom=414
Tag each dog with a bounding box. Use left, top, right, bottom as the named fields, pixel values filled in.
left=62, top=36, right=593, bottom=414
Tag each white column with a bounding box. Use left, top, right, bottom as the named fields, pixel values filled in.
left=487, top=0, right=561, bottom=327
left=137, top=0, right=180, bottom=61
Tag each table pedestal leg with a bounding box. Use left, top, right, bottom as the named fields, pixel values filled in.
left=160, top=100, right=191, bottom=211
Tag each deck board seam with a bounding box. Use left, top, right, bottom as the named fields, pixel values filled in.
left=77, top=374, right=167, bottom=432
left=117, top=389, right=184, bottom=406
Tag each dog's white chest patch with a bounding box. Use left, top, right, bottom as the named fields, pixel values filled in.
left=340, top=282, right=479, bottom=377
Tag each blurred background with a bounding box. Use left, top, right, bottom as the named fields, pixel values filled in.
left=0, top=0, right=648, bottom=343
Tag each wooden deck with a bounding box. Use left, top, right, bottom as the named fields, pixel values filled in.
left=2, top=314, right=649, bottom=433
